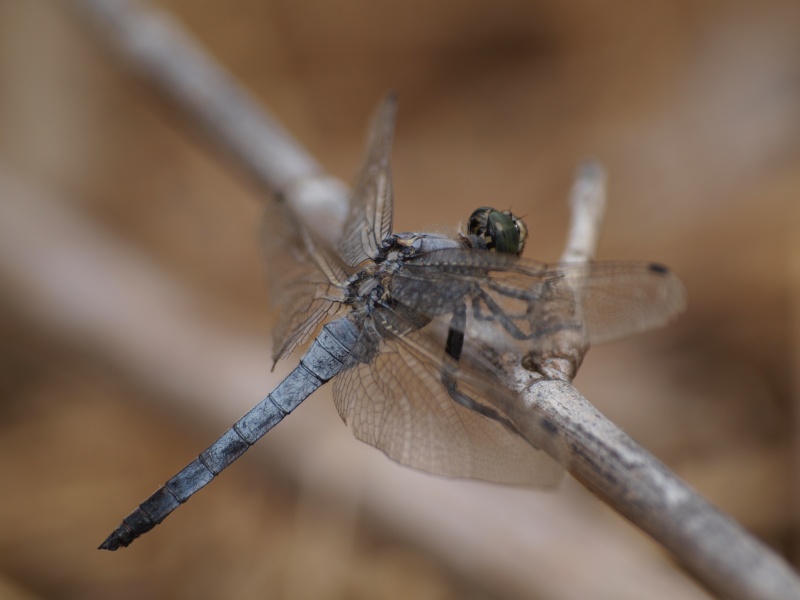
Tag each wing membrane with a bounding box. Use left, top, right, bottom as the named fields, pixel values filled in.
left=333, top=312, right=564, bottom=485
left=338, top=94, right=397, bottom=266
left=262, top=204, right=350, bottom=362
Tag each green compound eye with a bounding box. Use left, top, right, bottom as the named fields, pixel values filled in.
left=467, top=207, right=528, bottom=256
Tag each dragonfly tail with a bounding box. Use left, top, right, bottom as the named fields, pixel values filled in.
left=98, top=317, right=356, bottom=550
left=98, top=400, right=284, bottom=550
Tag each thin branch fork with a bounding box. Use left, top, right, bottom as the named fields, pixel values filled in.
left=66, top=1, right=800, bottom=599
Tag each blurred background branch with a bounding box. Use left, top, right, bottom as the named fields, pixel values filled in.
left=68, top=0, right=350, bottom=244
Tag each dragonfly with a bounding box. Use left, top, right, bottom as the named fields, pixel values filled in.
left=99, top=94, right=686, bottom=550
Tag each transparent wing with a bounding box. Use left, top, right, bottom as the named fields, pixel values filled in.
left=338, top=94, right=397, bottom=267
left=332, top=311, right=564, bottom=486
left=560, top=261, right=687, bottom=345
left=393, top=248, right=687, bottom=350
left=329, top=248, right=684, bottom=484
left=262, top=204, right=350, bottom=363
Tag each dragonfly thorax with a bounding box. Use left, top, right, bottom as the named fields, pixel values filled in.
left=387, top=232, right=464, bottom=255
left=343, top=263, right=393, bottom=316
left=356, top=276, right=384, bottom=302
left=346, top=231, right=465, bottom=316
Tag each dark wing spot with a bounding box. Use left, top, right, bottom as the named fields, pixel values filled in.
left=648, top=263, right=669, bottom=274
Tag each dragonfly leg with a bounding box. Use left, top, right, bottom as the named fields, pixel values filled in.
left=441, top=303, right=521, bottom=434
left=473, top=289, right=532, bottom=340
left=474, top=289, right=586, bottom=381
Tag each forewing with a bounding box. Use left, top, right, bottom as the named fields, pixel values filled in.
left=560, top=261, right=687, bottom=345
left=262, top=204, right=349, bottom=363
left=395, top=248, right=686, bottom=350
left=332, top=313, right=564, bottom=485
left=338, top=94, right=397, bottom=266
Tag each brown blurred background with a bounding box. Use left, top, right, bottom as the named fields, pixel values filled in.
left=0, top=0, right=799, bottom=598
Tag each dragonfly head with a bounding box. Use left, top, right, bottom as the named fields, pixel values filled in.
left=467, top=207, right=528, bottom=256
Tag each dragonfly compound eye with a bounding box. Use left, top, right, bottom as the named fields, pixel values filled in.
left=506, top=210, right=528, bottom=255
left=467, top=207, right=527, bottom=256
left=487, top=209, right=527, bottom=256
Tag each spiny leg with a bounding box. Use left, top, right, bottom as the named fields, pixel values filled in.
left=472, top=289, right=533, bottom=340
left=440, top=302, right=521, bottom=434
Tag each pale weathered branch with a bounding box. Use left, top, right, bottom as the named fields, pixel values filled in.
left=515, top=381, right=800, bottom=600
left=509, top=162, right=799, bottom=599
left=63, top=2, right=800, bottom=598
left=511, top=164, right=800, bottom=600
